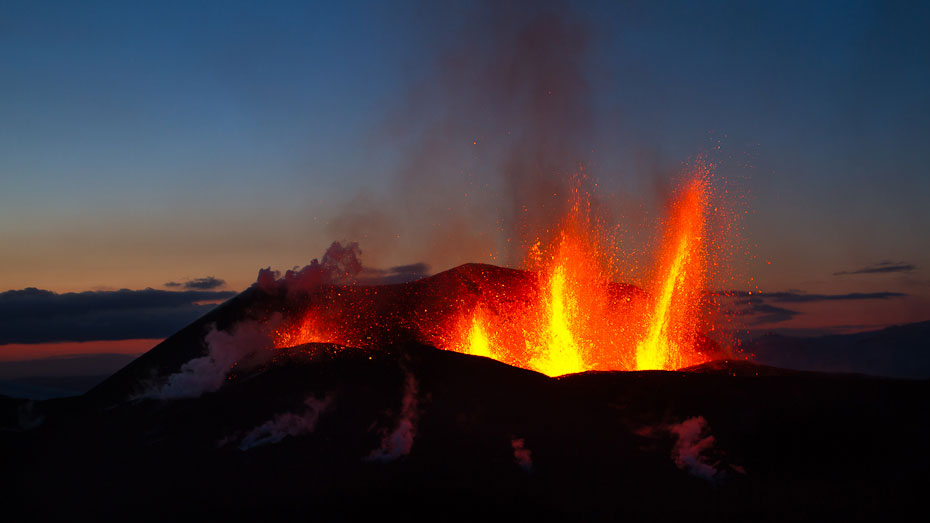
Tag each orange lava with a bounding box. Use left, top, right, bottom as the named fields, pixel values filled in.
left=274, top=166, right=722, bottom=376
left=635, top=175, right=710, bottom=370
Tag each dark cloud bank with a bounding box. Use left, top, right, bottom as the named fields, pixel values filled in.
left=718, top=289, right=908, bottom=326
left=164, top=276, right=226, bottom=290
left=834, top=261, right=916, bottom=276
left=0, top=287, right=235, bottom=344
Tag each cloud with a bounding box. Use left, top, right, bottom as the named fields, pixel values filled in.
left=183, top=277, right=226, bottom=290
left=723, top=290, right=908, bottom=304
left=357, top=263, right=431, bottom=285
left=763, top=291, right=907, bottom=303
left=834, top=261, right=916, bottom=276
left=740, top=303, right=800, bottom=325
left=0, top=288, right=236, bottom=344
left=164, top=276, right=226, bottom=290
left=712, top=289, right=907, bottom=326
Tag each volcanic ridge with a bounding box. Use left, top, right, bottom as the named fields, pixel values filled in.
left=2, top=263, right=928, bottom=521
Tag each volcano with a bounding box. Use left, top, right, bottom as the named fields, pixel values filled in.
left=83, top=262, right=724, bottom=402
left=3, top=263, right=928, bottom=522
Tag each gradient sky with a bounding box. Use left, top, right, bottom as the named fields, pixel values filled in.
left=2, top=0, right=929, bottom=340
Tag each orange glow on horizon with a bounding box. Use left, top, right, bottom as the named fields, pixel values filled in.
left=0, top=339, right=158, bottom=362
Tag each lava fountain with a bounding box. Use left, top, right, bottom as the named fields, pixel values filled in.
left=636, top=175, right=709, bottom=370
left=273, top=164, right=724, bottom=376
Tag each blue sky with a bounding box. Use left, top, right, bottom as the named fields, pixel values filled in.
left=1, top=0, right=928, bottom=334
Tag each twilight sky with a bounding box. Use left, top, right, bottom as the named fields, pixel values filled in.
left=1, top=0, right=928, bottom=348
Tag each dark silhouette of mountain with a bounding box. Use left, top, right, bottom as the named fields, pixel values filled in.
left=0, top=374, right=113, bottom=400
left=0, top=353, right=141, bottom=400
left=2, top=264, right=927, bottom=521
left=85, top=263, right=655, bottom=402
left=0, top=353, right=138, bottom=380
left=744, top=320, right=930, bottom=378
left=3, top=342, right=927, bottom=521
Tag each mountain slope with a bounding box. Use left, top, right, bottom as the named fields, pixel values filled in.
left=745, top=320, right=930, bottom=378
left=4, top=342, right=927, bottom=521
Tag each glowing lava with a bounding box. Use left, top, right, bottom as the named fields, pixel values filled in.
left=528, top=263, right=586, bottom=376
left=464, top=312, right=494, bottom=358
left=636, top=176, right=709, bottom=370
left=273, top=166, right=724, bottom=377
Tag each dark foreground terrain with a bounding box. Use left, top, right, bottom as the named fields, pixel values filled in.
left=2, top=340, right=927, bottom=522
left=4, top=265, right=928, bottom=521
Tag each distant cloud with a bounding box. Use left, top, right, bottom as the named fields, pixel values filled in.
left=714, top=289, right=908, bottom=326
left=722, top=290, right=907, bottom=305
left=833, top=261, right=916, bottom=276
left=164, top=276, right=226, bottom=290
left=0, top=287, right=236, bottom=344
left=183, top=276, right=226, bottom=290
left=357, top=263, right=430, bottom=285
left=763, top=291, right=907, bottom=303
left=740, top=303, right=800, bottom=325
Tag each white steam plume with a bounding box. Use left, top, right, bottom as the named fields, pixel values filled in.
left=667, top=416, right=719, bottom=482
left=237, top=394, right=333, bottom=450
left=511, top=437, right=533, bottom=472
left=256, top=241, right=362, bottom=297
left=148, top=242, right=363, bottom=400
left=367, top=372, right=418, bottom=463
left=149, top=320, right=276, bottom=399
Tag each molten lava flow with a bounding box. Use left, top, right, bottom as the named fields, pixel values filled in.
left=635, top=176, right=709, bottom=370
left=528, top=263, right=586, bottom=376
left=464, top=312, right=494, bottom=358
left=271, top=168, right=723, bottom=377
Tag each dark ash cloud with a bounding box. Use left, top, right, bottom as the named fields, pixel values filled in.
left=0, top=287, right=236, bottom=344
left=834, top=261, right=916, bottom=276
left=164, top=276, right=226, bottom=290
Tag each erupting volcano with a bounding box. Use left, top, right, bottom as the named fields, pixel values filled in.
left=271, top=162, right=727, bottom=377
left=8, top=161, right=927, bottom=523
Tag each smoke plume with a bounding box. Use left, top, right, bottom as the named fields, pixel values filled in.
left=149, top=242, right=365, bottom=400
left=331, top=2, right=597, bottom=270
left=511, top=437, right=533, bottom=472
left=237, top=394, right=333, bottom=450
left=150, top=320, right=276, bottom=399
left=256, top=241, right=363, bottom=298
left=667, top=416, right=719, bottom=482
left=367, top=372, right=418, bottom=463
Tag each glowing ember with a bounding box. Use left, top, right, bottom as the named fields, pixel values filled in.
left=272, top=166, right=725, bottom=376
